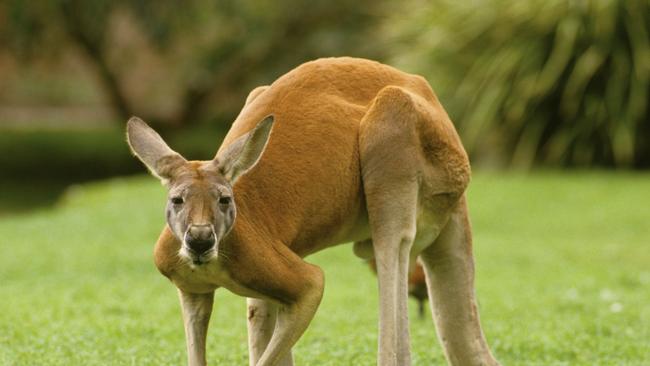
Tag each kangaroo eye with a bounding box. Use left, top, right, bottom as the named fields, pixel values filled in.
left=171, top=196, right=184, bottom=205
left=219, top=196, right=231, bottom=205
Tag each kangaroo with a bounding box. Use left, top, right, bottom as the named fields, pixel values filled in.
left=127, top=57, right=500, bottom=366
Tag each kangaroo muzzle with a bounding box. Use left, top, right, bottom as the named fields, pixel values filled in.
left=184, top=224, right=216, bottom=255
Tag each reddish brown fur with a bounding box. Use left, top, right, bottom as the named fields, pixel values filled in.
left=216, top=58, right=460, bottom=255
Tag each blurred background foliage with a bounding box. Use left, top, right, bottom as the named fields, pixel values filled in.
left=0, top=0, right=649, bottom=212
left=1, top=0, right=381, bottom=129
left=389, top=0, right=649, bottom=169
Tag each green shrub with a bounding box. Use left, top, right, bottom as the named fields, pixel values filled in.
left=388, top=0, right=649, bottom=168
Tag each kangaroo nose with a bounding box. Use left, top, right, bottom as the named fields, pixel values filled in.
left=185, top=225, right=215, bottom=255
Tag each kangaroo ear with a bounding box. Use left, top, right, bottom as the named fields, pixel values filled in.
left=126, top=117, right=186, bottom=182
left=215, top=115, right=274, bottom=184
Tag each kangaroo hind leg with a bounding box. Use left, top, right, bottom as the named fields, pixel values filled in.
left=420, top=198, right=500, bottom=366
left=359, top=86, right=429, bottom=366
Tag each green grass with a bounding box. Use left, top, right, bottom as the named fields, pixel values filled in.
left=1, top=172, right=649, bottom=365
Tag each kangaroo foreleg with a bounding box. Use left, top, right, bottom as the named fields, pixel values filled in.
left=178, top=290, right=214, bottom=366
left=247, top=298, right=293, bottom=366
left=254, top=265, right=324, bottom=366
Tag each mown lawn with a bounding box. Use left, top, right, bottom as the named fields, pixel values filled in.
left=1, top=172, right=649, bottom=365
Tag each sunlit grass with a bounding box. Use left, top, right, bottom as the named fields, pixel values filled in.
left=0, top=172, right=648, bottom=365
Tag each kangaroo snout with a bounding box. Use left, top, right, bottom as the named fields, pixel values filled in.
left=184, top=225, right=215, bottom=255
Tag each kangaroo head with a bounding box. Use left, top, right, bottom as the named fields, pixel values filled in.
left=126, top=116, right=274, bottom=265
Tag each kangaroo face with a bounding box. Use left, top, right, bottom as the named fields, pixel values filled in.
left=126, top=116, right=274, bottom=265
left=164, top=161, right=235, bottom=265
